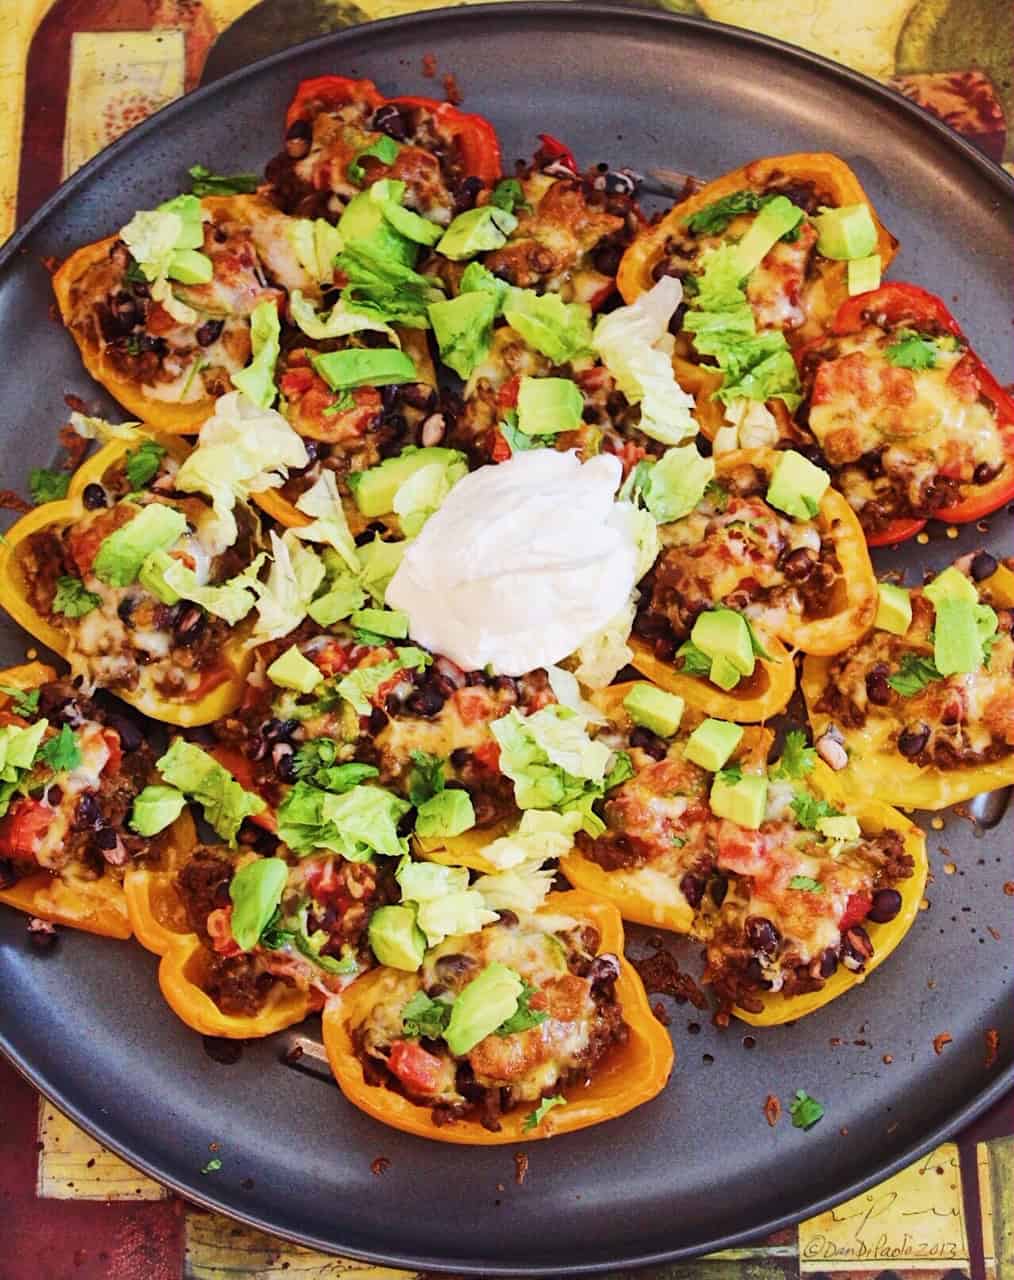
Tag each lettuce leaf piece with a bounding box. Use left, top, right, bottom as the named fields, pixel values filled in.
left=277, top=780, right=410, bottom=860
left=140, top=550, right=259, bottom=624
left=592, top=277, right=698, bottom=445
left=479, top=809, right=582, bottom=870
left=414, top=892, right=498, bottom=948
left=428, top=292, right=497, bottom=379
left=414, top=788, right=475, bottom=838
left=632, top=444, right=715, bottom=524
left=288, top=290, right=398, bottom=344
left=571, top=598, right=637, bottom=690
left=119, top=207, right=185, bottom=281
left=459, top=261, right=511, bottom=315
left=291, top=471, right=360, bottom=573
left=243, top=531, right=326, bottom=647
left=336, top=243, right=445, bottom=328
left=156, top=739, right=265, bottom=845
left=473, top=861, right=557, bottom=914
left=393, top=452, right=468, bottom=538
left=175, top=392, right=308, bottom=546
left=229, top=857, right=289, bottom=950
left=357, top=537, right=409, bottom=606
left=231, top=300, right=281, bottom=409
left=503, top=290, right=593, bottom=364
left=396, top=859, right=469, bottom=902
left=335, top=646, right=431, bottom=715
left=490, top=706, right=613, bottom=828
left=285, top=218, right=344, bottom=283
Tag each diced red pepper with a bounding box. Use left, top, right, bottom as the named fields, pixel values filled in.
left=388, top=1039, right=444, bottom=1095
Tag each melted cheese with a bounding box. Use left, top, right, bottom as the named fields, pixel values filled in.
left=35, top=722, right=110, bottom=872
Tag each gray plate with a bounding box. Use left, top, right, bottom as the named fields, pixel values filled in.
left=0, top=5, right=1011, bottom=1273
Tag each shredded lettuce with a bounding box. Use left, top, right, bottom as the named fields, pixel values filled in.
left=628, top=445, right=715, bottom=524
left=415, top=893, right=498, bottom=948
left=571, top=598, right=637, bottom=690
left=291, top=471, right=360, bottom=573
left=120, top=207, right=185, bottom=282
left=286, top=218, right=344, bottom=282
left=479, top=809, right=583, bottom=870
left=503, top=290, right=593, bottom=364
left=288, top=290, right=398, bottom=345
left=230, top=300, right=281, bottom=409
left=175, top=391, right=308, bottom=546
left=243, top=531, right=326, bottom=646
left=156, top=739, right=265, bottom=845
left=545, top=666, right=607, bottom=724
left=336, top=243, right=445, bottom=328
left=276, top=780, right=410, bottom=860
left=335, top=647, right=431, bottom=715
left=473, top=861, right=557, bottom=913
left=427, top=292, right=497, bottom=379
left=69, top=412, right=141, bottom=442
left=140, top=549, right=261, bottom=624
left=592, top=277, right=698, bottom=445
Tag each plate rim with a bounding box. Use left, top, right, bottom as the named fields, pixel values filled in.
left=1, top=4, right=1011, bottom=1270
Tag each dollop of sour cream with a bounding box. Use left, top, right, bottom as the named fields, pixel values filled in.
left=387, top=450, right=638, bottom=675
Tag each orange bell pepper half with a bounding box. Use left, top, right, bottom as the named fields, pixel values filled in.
left=0, top=433, right=254, bottom=728
left=321, top=889, right=673, bottom=1144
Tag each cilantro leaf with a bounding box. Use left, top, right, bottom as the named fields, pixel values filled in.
left=323, top=390, right=356, bottom=416
left=0, top=685, right=40, bottom=719
left=38, top=724, right=81, bottom=773
left=124, top=439, right=166, bottom=491
left=402, top=990, right=453, bottom=1040
left=676, top=639, right=712, bottom=677
left=717, top=761, right=743, bottom=786
left=788, top=875, right=823, bottom=892
left=684, top=189, right=802, bottom=240
left=604, top=751, right=634, bottom=792
left=790, top=790, right=840, bottom=830
left=884, top=329, right=938, bottom=371
left=348, top=136, right=401, bottom=185
left=52, top=576, right=101, bottom=618
left=773, top=730, right=816, bottom=780
left=200, top=1157, right=223, bottom=1174
left=292, top=739, right=379, bottom=793
left=29, top=468, right=70, bottom=505
left=886, top=653, right=943, bottom=697
left=188, top=163, right=258, bottom=196
left=496, top=983, right=548, bottom=1037
left=490, top=178, right=530, bottom=215
left=407, top=750, right=445, bottom=806
left=523, top=1094, right=566, bottom=1132
left=789, top=1089, right=824, bottom=1130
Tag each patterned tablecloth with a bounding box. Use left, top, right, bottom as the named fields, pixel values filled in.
left=0, top=3, right=1011, bottom=1278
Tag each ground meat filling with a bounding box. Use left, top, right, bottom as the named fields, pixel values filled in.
left=16, top=455, right=260, bottom=703
left=797, top=320, right=1007, bottom=535
left=354, top=916, right=628, bottom=1132
left=264, top=97, right=477, bottom=223
left=634, top=464, right=842, bottom=662
left=0, top=680, right=153, bottom=888
left=816, top=591, right=1014, bottom=770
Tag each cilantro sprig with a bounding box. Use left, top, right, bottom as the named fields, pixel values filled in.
left=52, top=577, right=100, bottom=619
left=887, top=653, right=943, bottom=698
left=789, top=1089, right=824, bottom=1130
left=523, top=1094, right=566, bottom=1132
left=39, top=725, right=82, bottom=773
left=29, top=468, right=70, bottom=505
left=0, top=685, right=40, bottom=719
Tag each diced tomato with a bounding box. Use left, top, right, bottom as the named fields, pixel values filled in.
left=388, top=1039, right=444, bottom=1095
left=602, top=435, right=646, bottom=478
left=311, top=640, right=355, bottom=678
left=535, top=132, right=578, bottom=174
left=489, top=428, right=512, bottom=464
left=946, top=353, right=981, bottom=404
left=145, top=304, right=178, bottom=335
left=497, top=375, right=521, bottom=410
left=101, top=729, right=122, bottom=777
left=839, top=892, right=872, bottom=931
left=0, top=797, right=53, bottom=861
left=206, top=906, right=242, bottom=956
left=279, top=366, right=315, bottom=397
left=715, top=820, right=768, bottom=877
left=472, top=740, right=501, bottom=772
left=453, top=685, right=497, bottom=725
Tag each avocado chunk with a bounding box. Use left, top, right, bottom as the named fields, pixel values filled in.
left=266, top=645, right=323, bottom=694
left=93, top=503, right=187, bottom=588
left=685, top=718, right=744, bottom=772
left=428, top=291, right=497, bottom=379
left=817, top=814, right=860, bottom=841
left=710, top=772, right=768, bottom=830
left=350, top=607, right=409, bottom=639
left=436, top=206, right=518, bottom=261
left=733, top=195, right=805, bottom=276
left=415, top=789, right=476, bottom=839
left=623, top=682, right=685, bottom=738
left=369, top=180, right=443, bottom=247
left=814, top=204, right=877, bottom=261
left=312, top=347, right=417, bottom=392
left=765, top=449, right=830, bottom=521
left=847, top=253, right=881, bottom=296
left=349, top=447, right=466, bottom=518
left=337, top=190, right=416, bottom=267
left=129, top=784, right=186, bottom=837
left=368, top=905, right=427, bottom=971
left=691, top=608, right=756, bottom=688
left=167, top=248, right=214, bottom=285
left=516, top=376, right=584, bottom=437
left=933, top=598, right=982, bottom=676
left=444, top=962, right=524, bottom=1056
left=875, top=583, right=912, bottom=636
left=924, top=566, right=977, bottom=608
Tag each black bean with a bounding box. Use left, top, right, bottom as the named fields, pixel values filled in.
left=497, top=910, right=519, bottom=928
left=974, top=461, right=1002, bottom=485
left=371, top=104, right=409, bottom=141
left=817, top=947, right=838, bottom=979
left=82, top=483, right=107, bottom=510
left=47, top=785, right=63, bottom=807
left=109, top=291, right=139, bottom=331
left=650, top=258, right=684, bottom=284
left=633, top=611, right=669, bottom=641
left=406, top=684, right=447, bottom=718
left=436, top=953, right=476, bottom=979
left=743, top=957, right=771, bottom=988
left=285, top=118, right=312, bottom=158
left=368, top=706, right=388, bottom=735
left=667, top=303, right=688, bottom=336
left=897, top=723, right=930, bottom=758
left=867, top=888, right=902, bottom=924
left=709, top=876, right=728, bottom=908
left=400, top=383, right=437, bottom=412
left=970, top=551, right=998, bottom=581
left=491, top=675, right=519, bottom=698
left=196, top=318, right=224, bottom=347
left=453, top=176, right=482, bottom=215
left=865, top=669, right=892, bottom=706
left=263, top=718, right=299, bottom=744
left=27, top=917, right=58, bottom=950
left=449, top=747, right=470, bottom=769
left=593, top=244, right=622, bottom=277
left=746, top=916, right=781, bottom=955
left=0, top=858, right=17, bottom=889
left=74, top=792, right=101, bottom=830
left=653, top=635, right=677, bottom=663
left=858, top=450, right=884, bottom=479
left=93, top=827, right=118, bottom=851
left=629, top=725, right=668, bottom=761
left=139, top=334, right=168, bottom=356
left=781, top=547, right=816, bottom=582
left=172, top=605, right=206, bottom=645
left=105, top=712, right=144, bottom=753
left=588, top=953, right=621, bottom=990
left=117, top=597, right=136, bottom=625
left=840, top=925, right=874, bottom=972
left=273, top=744, right=295, bottom=782
left=605, top=170, right=637, bottom=196
left=679, top=873, right=705, bottom=909
left=381, top=384, right=401, bottom=413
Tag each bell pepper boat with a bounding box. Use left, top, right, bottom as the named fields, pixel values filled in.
left=630, top=447, right=877, bottom=719
left=795, top=283, right=1014, bottom=546
left=0, top=432, right=259, bottom=726
left=616, top=154, right=897, bottom=449
left=264, top=75, right=501, bottom=225
left=559, top=684, right=926, bottom=1026
left=803, top=554, right=1014, bottom=809
left=322, top=890, right=672, bottom=1143
left=0, top=662, right=164, bottom=938
left=53, top=194, right=318, bottom=434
